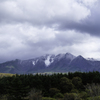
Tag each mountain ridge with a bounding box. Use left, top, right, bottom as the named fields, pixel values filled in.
left=0, top=53, right=100, bottom=74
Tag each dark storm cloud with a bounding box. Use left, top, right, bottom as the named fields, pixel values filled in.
left=56, top=0, right=100, bottom=36
left=58, top=20, right=100, bottom=36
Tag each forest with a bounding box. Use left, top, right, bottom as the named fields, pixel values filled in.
left=0, top=71, right=100, bottom=100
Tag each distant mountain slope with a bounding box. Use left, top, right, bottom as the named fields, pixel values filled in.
left=68, top=55, right=94, bottom=72
left=0, top=53, right=100, bottom=74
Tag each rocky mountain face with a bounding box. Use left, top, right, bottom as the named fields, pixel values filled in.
left=0, top=53, right=100, bottom=74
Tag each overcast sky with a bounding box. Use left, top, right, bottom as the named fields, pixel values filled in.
left=0, top=0, right=100, bottom=62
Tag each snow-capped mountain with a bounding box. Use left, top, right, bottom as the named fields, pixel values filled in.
left=87, top=58, right=98, bottom=61
left=0, top=52, right=100, bottom=74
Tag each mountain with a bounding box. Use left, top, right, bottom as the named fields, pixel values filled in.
left=68, top=55, right=93, bottom=72
left=0, top=53, right=100, bottom=74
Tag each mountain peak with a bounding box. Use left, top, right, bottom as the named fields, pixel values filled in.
left=77, top=55, right=84, bottom=58
left=87, top=58, right=99, bottom=61
left=73, top=55, right=85, bottom=61
left=0, top=52, right=100, bottom=74
left=65, top=52, right=72, bottom=55
left=65, top=53, right=76, bottom=60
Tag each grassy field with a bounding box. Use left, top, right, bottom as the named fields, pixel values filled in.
left=0, top=73, right=14, bottom=78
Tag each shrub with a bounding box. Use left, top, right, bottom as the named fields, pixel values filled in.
left=79, top=91, right=88, bottom=99
left=60, top=77, right=74, bottom=93
left=29, top=88, right=42, bottom=100
left=71, top=89, right=79, bottom=93
left=87, top=96, right=100, bottom=100
left=54, top=93, right=64, bottom=98
left=63, top=93, right=81, bottom=100
left=42, top=97, right=56, bottom=100
left=49, top=88, right=60, bottom=97
left=86, top=83, right=100, bottom=97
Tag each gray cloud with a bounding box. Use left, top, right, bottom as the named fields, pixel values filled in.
left=0, top=0, right=90, bottom=25
left=0, top=0, right=99, bottom=36
left=57, top=0, right=100, bottom=36
left=58, top=20, right=100, bottom=36
left=0, top=0, right=100, bottom=62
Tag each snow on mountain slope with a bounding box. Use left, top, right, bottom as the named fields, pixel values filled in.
left=87, top=58, right=99, bottom=61
left=55, top=54, right=65, bottom=60
left=44, top=54, right=55, bottom=67
left=45, top=55, right=51, bottom=66
left=32, top=61, right=35, bottom=65
left=43, top=53, right=76, bottom=67
left=50, top=58, right=54, bottom=63
left=55, top=53, right=76, bottom=61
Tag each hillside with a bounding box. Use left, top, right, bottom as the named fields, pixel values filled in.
left=0, top=53, right=100, bottom=74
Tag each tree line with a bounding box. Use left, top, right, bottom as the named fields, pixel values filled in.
left=0, top=71, right=100, bottom=100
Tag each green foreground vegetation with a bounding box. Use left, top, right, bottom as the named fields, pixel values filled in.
left=0, top=71, right=100, bottom=100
